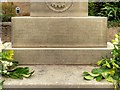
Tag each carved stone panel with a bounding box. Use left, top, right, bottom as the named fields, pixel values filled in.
left=46, top=2, right=73, bottom=13
left=30, top=2, right=88, bottom=17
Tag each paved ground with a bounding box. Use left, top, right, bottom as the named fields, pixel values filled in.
left=4, top=65, right=113, bottom=89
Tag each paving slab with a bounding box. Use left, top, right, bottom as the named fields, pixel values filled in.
left=3, top=65, right=113, bottom=89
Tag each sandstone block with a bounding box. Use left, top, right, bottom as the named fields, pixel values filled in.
left=6, top=48, right=112, bottom=64
left=12, top=17, right=107, bottom=48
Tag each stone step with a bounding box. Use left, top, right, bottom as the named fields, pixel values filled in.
left=12, top=17, right=107, bottom=48
left=4, top=65, right=113, bottom=89
left=5, top=47, right=112, bottom=65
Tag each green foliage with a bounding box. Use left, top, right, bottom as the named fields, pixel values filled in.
left=88, top=2, right=120, bottom=27
left=3, top=67, right=34, bottom=79
left=98, top=2, right=120, bottom=21
left=0, top=2, right=16, bottom=22
left=2, top=50, right=14, bottom=60
left=0, top=80, right=4, bottom=90
left=88, top=2, right=105, bottom=16
left=0, top=50, right=34, bottom=90
left=83, top=34, right=120, bottom=90
left=83, top=33, right=120, bottom=90
left=108, top=20, right=120, bottom=27
left=0, top=50, right=34, bottom=79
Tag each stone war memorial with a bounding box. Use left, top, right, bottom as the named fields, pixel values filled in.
left=4, top=1, right=114, bottom=89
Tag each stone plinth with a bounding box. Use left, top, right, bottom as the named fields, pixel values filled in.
left=6, top=47, right=112, bottom=65
left=30, top=2, right=88, bottom=17
left=12, top=17, right=107, bottom=48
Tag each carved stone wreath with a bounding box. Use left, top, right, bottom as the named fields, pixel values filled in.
left=46, top=2, right=73, bottom=13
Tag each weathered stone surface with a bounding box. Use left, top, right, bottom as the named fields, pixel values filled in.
left=4, top=65, right=113, bottom=88
left=12, top=17, right=107, bottom=48
left=30, top=2, right=88, bottom=17
left=6, top=47, right=112, bottom=64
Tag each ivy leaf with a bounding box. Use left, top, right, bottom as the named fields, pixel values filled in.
left=2, top=50, right=14, bottom=60
left=23, top=71, right=34, bottom=78
left=0, top=52, right=2, bottom=60
left=97, top=60, right=103, bottom=66
left=92, top=68, right=106, bottom=74
left=89, top=72, right=100, bottom=77
left=113, top=71, right=120, bottom=81
left=112, top=49, right=119, bottom=57
left=92, top=68, right=100, bottom=74
left=7, top=61, right=19, bottom=71
left=96, top=75, right=103, bottom=82
left=111, top=60, right=119, bottom=69
left=83, top=72, right=89, bottom=76
left=101, top=69, right=115, bottom=80
left=107, top=69, right=115, bottom=76
left=113, top=75, right=119, bottom=81
left=0, top=80, right=4, bottom=90
left=5, top=67, right=34, bottom=79
left=115, top=34, right=119, bottom=39
left=106, top=61, right=111, bottom=68
left=83, top=72, right=99, bottom=77
left=84, top=75, right=94, bottom=80
left=105, top=76, right=114, bottom=83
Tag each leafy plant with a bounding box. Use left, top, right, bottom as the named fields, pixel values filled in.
left=108, top=20, right=120, bottom=28
left=88, top=2, right=105, bottom=16
left=83, top=33, right=120, bottom=90
left=98, top=2, right=120, bottom=21
left=0, top=49, right=34, bottom=90
left=88, top=2, right=120, bottom=27
left=1, top=2, right=16, bottom=22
